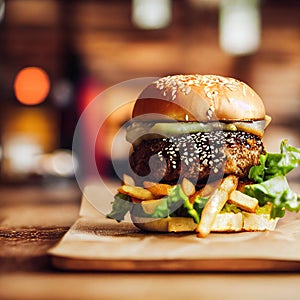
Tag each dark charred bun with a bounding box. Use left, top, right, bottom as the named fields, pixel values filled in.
left=132, top=74, right=266, bottom=122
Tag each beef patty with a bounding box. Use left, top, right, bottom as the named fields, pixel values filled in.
left=129, top=130, right=265, bottom=186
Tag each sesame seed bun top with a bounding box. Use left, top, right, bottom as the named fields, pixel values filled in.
left=132, top=74, right=266, bottom=122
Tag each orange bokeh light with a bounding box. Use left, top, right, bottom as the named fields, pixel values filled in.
left=14, top=67, right=50, bottom=105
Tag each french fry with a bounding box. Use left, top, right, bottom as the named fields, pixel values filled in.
left=122, top=174, right=135, bottom=186
left=143, top=181, right=173, bottom=197
left=118, top=185, right=154, bottom=200
left=196, top=175, right=238, bottom=237
left=228, top=190, right=258, bottom=213
left=181, top=178, right=196, bottom=196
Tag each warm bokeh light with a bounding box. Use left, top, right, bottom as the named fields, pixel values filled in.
left=132, top=0, right=171, bottom=29
left=1, top=107, right=59, bottom=178
left=37, top=150, right=77, bottom=177
left=14, top=66, right=50, bottom=105
left=219, top=0, right=261, bottom=55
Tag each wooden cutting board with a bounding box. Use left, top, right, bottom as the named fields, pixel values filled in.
left=48, top=184, right=300, bottom=272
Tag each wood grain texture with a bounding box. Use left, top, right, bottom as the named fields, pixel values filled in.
left=51, top=256, right=300, bottom=273
left=0, top=184, right=80, bottom=272
left=1, top=184, right=300, bottom=300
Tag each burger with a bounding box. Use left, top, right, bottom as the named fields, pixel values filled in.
left=107, top=74, right=300, bottom=237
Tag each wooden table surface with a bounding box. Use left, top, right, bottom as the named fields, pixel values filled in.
left=1, top=181, right=300, bottom=300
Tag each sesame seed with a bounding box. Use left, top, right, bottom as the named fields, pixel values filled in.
left=146, top=129, right=263, bottom=183
left=154, top=75, right=242, bottom=122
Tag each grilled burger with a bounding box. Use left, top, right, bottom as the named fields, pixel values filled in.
left=107, top=74, right=300, bottom=237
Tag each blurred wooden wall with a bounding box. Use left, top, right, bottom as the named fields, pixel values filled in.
left=0, top=0, right=299, bottom=151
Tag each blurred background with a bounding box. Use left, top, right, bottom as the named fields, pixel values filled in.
left=0, top=0, right=299, bottom=185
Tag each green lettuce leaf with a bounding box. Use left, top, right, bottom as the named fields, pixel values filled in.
left=152, top=185, right=201, bottom=223
left=220, top=203, right=242, bottom=214
left=151, top=198, right=169, bottom=218
left=245, top=175, right=300, bottom=218
left=246, top=140, right=300, bottom=218
left=248, top=140, right=300, bottom=183
left=151, top=185, right=184, bottom=218
left=107, top=186, right=202, bottom=223
left=193, top=196, right=209, bottom=217
left=107, top=193, right=132, bottom=222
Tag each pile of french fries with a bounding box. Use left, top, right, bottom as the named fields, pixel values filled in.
left=118, top=174, right=260, bottom=237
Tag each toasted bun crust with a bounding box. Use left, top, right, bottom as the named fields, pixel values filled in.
left=131, top=213, right=279, bottom=233
left=133, top=74, right=266, bottom=122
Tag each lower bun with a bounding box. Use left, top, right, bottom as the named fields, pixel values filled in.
left=130, top=214, right=197, bottom=232
left=131, top=212, right=279, bottom=233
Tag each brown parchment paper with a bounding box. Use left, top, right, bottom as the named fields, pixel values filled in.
left=49, top=184, right=300, bottom=271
